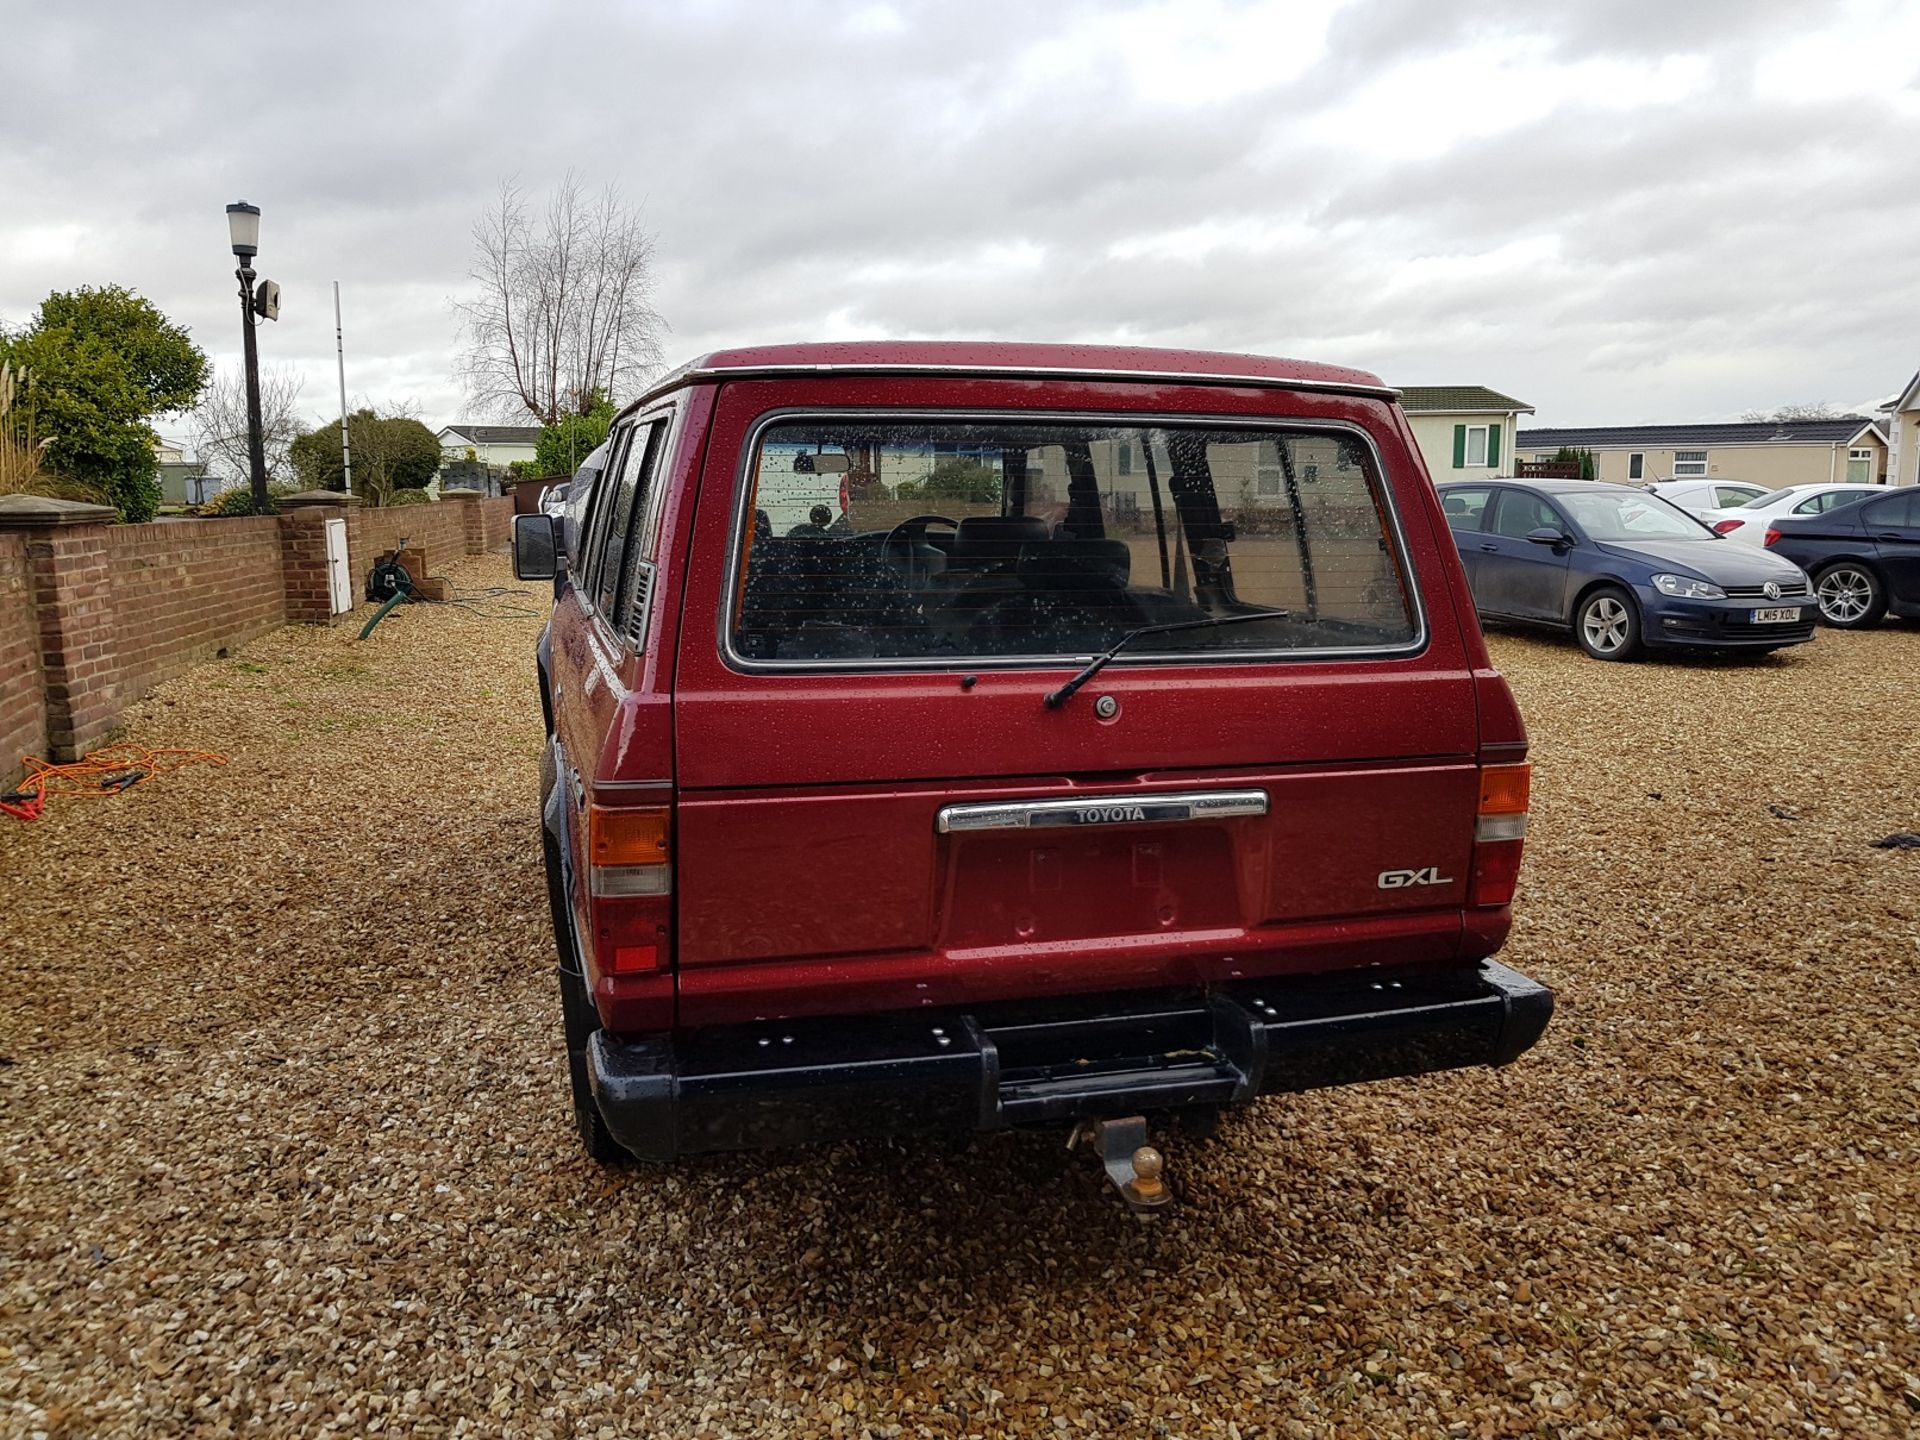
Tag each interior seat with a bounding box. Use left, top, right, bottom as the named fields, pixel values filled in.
left=737, top=537, right=918, bottom=659
left=950, top=515, right=1051, bottom=570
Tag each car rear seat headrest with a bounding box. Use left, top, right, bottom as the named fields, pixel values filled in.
left=1017, top=537, right=1131, bottom=589
left=954, top=514, right=1051, bottom=563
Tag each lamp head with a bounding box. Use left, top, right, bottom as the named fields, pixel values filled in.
left=226, top=201, right=261, bottom=259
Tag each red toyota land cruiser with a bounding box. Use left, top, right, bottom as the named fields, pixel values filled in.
left=514, top=342, right=1550, bottom=1187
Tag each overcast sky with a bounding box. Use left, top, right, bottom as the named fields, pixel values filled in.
left=4, top=0, right=1917, bottom=447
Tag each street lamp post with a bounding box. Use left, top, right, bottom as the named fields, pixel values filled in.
left=226, top=201, right=271, bottom=512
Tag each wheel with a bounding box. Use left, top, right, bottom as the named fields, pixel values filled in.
left=1812, top=562, right=1885, bottom=629
left=1574, top=586, right=1642, bottom=661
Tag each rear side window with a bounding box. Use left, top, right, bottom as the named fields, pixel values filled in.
left=593, top=422, right=661, bottom=615
left=1864, top=493, right=1919, bottom=529
left=1714, top=486, right=1762, bottom=508
left=729, top=418, right=1418, bottom=665
left=577, top=417, right=666, bottom=636
left=1440, top=487, right=1492, bottom=531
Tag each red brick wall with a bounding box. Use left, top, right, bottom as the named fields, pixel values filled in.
left=277, top=509, right=338, bottom=624
left=347, top=503, right=469, bottom=590
left=477, top=496, right=514, bottom=552
left=0, top=533, right=47, bottom=777
left=104, top=518, right=288, bottom=702
left=23, top=522, right=120, bottom=758
left=1, top=496, right=519, bottom=783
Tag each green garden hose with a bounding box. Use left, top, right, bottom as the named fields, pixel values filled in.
left=357, top=589, right=410, bottom=639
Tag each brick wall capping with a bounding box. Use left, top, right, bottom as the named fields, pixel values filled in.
left=0, top=495, right=120, bottom=529
left=439, top=487, right=483, bottom=502
left=279, top=490, right=362, bottom=509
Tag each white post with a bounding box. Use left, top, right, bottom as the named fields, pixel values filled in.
left=334, top=280, right=353, bottom=493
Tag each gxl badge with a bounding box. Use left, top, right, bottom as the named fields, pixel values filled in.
left=1377, top=866, right=1454, bottom=889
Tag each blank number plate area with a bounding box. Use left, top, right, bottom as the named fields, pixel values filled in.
left=936, top=790, right=1270, bottom=833
left=935, top=790, right=1271, bottom=947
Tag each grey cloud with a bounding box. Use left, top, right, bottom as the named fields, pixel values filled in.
left=2, top=0, right=1915, bottom=436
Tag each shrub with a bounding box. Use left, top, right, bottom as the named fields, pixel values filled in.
left=1553, top=446, right=1598, bottom=481
left=907, top=458, right=1002, bottom=506
left=536, top=391, right=616, bottom=477
left=0, top=286, right=209, bottom=522
left=387, top=488, right=430, bottom=506
left=198, top=480, right=301, bottom=516
left=290, top=409, right=440, bottom=504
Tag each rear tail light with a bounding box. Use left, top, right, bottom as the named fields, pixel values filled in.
left=1711, top=519, right=1744, bottom=535
left=1763, top=527, right=1783, bottom=547
left=1469, top=762, right=1529, bottom=907
left=589, top=803, right=672, bottom=973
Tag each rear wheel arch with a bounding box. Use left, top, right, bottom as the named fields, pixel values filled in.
left=535, top=624, right=555, bottom=735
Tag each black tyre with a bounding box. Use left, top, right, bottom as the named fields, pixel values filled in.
left=1812, top=562, right=1885, bottom=629
left=1574, top=585, right=1643, bottom=661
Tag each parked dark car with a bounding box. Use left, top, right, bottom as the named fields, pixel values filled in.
left=1435, top=480, right=1816, bottom=660
left=1763, top=487, right=1920, bottom=628
left=508, top=341, right=1552, bottom=1199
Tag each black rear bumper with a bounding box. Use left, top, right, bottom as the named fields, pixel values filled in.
left=586, top=960, right=1553, bottom=1161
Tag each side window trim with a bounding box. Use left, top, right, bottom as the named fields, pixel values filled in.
left=595, top=420, right=660, bottom=616
left=577, top=423, right=637, bottom=611
left=628, top=400, right=684, bottom=569
left=595, top=400, right=685, bottom=651
left=1483, top=487, right=1516, bottom=536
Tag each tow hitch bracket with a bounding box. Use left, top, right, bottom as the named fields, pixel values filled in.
left=1074, top=1115, right=1171, bottom=1214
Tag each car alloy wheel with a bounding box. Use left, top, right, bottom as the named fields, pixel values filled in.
left=1581, top=595, right=1631, bottom=654
left=1815, top=566, right=1875, bottom=625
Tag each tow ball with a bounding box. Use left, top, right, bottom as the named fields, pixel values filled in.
left=1071, top=1116, right=1172, bottom=1214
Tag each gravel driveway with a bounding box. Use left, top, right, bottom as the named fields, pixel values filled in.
left=3, top=555, right=1916, bottom=1438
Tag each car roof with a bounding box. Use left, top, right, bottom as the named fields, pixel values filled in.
left=1435, top=479, right=1642, bottom=496
left=618, top=341, right=1396, bottom=416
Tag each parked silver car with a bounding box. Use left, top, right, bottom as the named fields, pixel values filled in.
left=1641, top=479, right=1768, bottom=516
left=538, top=442, right=608, bottom=561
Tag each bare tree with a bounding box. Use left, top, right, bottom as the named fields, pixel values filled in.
left=1738, top=402, right=1846, bottom=423
left=191, top=363, right=305, bottom=484
left=454, top=174, right=667, bottom=425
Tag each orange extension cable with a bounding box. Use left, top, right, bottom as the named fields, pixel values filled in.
left=0, top=744, right=228, bottom=822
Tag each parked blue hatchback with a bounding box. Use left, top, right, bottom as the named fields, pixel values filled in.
left=1434, top=480, right=1816, bottom=660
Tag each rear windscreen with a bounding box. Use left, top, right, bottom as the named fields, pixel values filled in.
left=730, top=419, right=1417, bottom=664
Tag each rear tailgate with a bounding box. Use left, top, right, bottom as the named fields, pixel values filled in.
left=670, top=376, right=1481, bottom=1026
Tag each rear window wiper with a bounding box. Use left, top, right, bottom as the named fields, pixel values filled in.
left=1044, top=610, right=1293, bottom=709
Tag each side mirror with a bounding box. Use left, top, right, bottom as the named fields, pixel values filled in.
left=1524, top=526, right=1570, bottom=548
left=512, top=513, right=558, bottom=581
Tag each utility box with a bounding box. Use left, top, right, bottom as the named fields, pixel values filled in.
left=325, top=518, right=352, bottom=615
